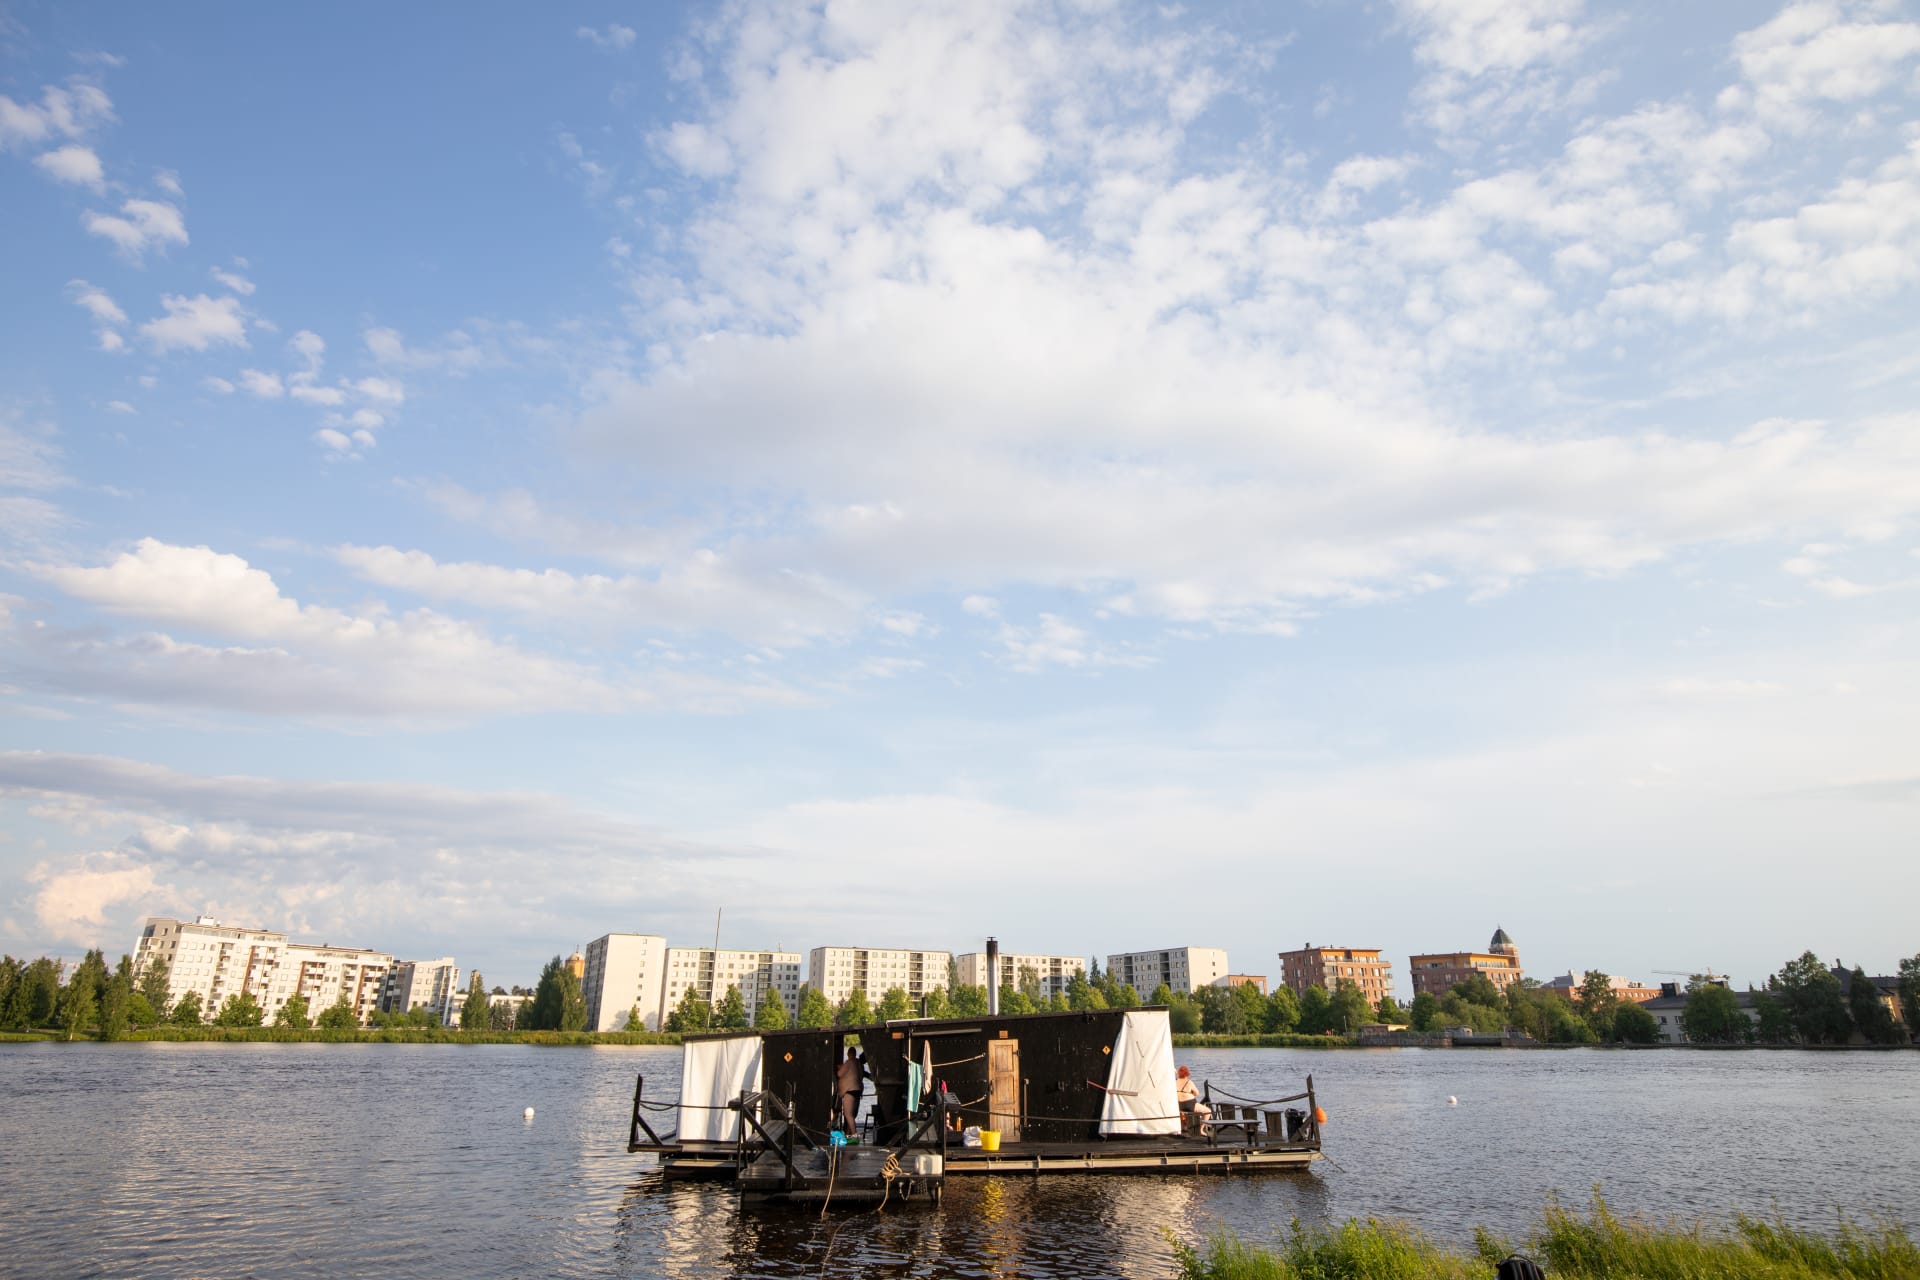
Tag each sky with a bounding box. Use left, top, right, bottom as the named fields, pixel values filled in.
left=3, top=1, right=1919, bottom=994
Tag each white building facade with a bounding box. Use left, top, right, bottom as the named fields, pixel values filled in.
left=954, top=951, right=1087, bottom=1000
left=581, top=933, right=669, bottom=1032
left=662, top=948, right=802, bottom=1024
left=807, top=947, right=951, bottom=1006
left=133, top=916, right=393, bottom=1025
left=381, top=957, right=461, bottom=1023
left=1105, top=946, right=1230, bottom=996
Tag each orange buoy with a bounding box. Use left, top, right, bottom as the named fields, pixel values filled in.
left=1313, top=1106, right=1328, bottom=1125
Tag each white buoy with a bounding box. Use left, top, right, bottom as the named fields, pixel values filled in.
left=1447, top=1096, right=1458, bottom=1106
left=524, top=1107, right=535, bottom=1119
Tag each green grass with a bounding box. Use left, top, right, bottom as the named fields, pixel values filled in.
left=1174, top=1032, right=1357, bottom=1049
left=1171, top=1196, right=1920, bottom=1280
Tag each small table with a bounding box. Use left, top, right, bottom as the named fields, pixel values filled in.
left=1202, top=1117, right=1260, bottom=1146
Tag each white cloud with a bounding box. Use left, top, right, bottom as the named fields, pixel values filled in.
left=350, top=376, right=405, bottom=406
left=0, top=415, right=69, bottom=492
left=202, top=376, right=235, bottom=395
left=1733, top=1, right=1920, bottom=128
left=67, top=278, right=125, bottom=326
left=1394, top=0, right=1602, bottom=138
left=290, top=382, right=346, bottom=406
left=237, top=369, right=284, bottom=398
left=83, top=198, right=188, bottom=260
left=288, top=329, right=324, bottom=369
left=105, top=400, right=136, bottom=414
left=0, top=79, right=114, bottom=151
left=139, top=293, right=247, bottom=353
left=27, top=850, right=159, bottom=946
left=577, top=23, right=637, bottom=50
left=154, top=169, right=183, bottom=195
left=32, top=144, right=104, bottom=191
left=211, top=267, right=256, bottom=296
left=362, top=325, right=486, bottom=373
left=313, top=428, right=355, bottom=452
left=961, top=595, right=1001, bottom=618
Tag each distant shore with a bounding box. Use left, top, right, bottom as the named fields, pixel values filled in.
left=0, top=1027, right=683, bottom=1046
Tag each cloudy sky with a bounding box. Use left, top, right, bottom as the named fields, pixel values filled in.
left=3, top=1, right=1918, bottom=991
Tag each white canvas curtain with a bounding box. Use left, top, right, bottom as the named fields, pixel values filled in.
left=1098, top=1009, right=1180, bottom=1136
left=679, top=1035, right=764, bottom=1143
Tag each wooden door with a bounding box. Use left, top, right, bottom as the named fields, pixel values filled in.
left=988, top=1038, right=1021, bottom=1141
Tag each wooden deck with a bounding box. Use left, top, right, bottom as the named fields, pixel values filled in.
left=736, top=1144, right=944, bottom=1205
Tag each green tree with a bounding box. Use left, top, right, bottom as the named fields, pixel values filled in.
left=623, top=1004, right=644, bottom=1032
left=666, top=985, right=712, bottom=1033
left=99, top=956, right=134, bottom=1041
left=1232, top=981, right=1268, bottom=1031
left=0, top=956, right=17, bottom=1030
left=1899, top=955, right=1920, bottom=1036
left=1167, top=992, right=1201, bottom=1034
left=460, top=971, right=489, bottom=1031
left=1768, top=952, right=1851, bottom=1044
left=559, top=971, right=587, bottom=1032
left=1000, top=985, right=1036, bottom=1016
left=60, top=950, right=107, bottom=1040
left=1148, top=982, right=1175, bottom=1007
left=276, top=993, right=311, bottom=1029
left=127, top=993, right=156, bottom=1027
left=1016, top=964, right=1042, bottom=1005
left=836, top=988, right=873, bottom=1027
left=754, top=986, right=790, bottom=1029
left=1613, top=1001, right=1660, bottom=1044
left=316, top=999, right=357, bottom=1030
left=1681, top=982, right=1751, bottom=1044
left=877, top=986, right=911, bottom=1022
left=1578, top=970, right=1621, bottom=1039
left=1297, top=984, right=1333, bottom=1035
left=138, top=956, right=172, bottom=1023
left=21, top=957, right=61, bottom=1028
left=950, top=983, right=990, bottom=1016
left=1847, top=966, right=1902, bottom=1045
left=489, top=999, right=516, bottom=1031
left=1408, top=991, right=1441, bottom=1032
left=1064, top=974, right=1105, bottom=1011
left=1265, top=986, right=1301, bottom=1033
left=1375, top=995, right=1407, bottom=1024
left=526, top=956, right=566, bottom=1031
left=921, top=986, right=952, bottom=1019
left=215, top=991, right=265, bottom=1027
left=1329, top=979, right=1373, bottom=1034
left=795, top=984, right=834, bottom=1029
left=715, top=984, right=749, bottom=1030
left=1454, top=973, right=1504, bottom=1008
left=1048, top=991, right=1069, bottom=1012
left=1106, top=978, right=1140, bottom=1009
left=171, top=990, right=204, bottom=1026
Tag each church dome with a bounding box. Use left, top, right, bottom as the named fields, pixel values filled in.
left=1489, top=927, right=1516, bottom=955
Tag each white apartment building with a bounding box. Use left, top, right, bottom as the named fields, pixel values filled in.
left=1106, top=946, right=1230, bottom=996
left=807, top=947, right=951, bottom=1006
left=381, top=957, right=461, bottom=1024
left=954, top=951, right=1087, bottom=1000
left=132, top=917, right=392, bottom=1024
left=662, top=948, right=802, bottom=1024
left=581, top=933, right=668, bottom=1032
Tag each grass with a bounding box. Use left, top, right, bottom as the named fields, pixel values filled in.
left=1174, top=1033, right=1357, bottom=1049
left=1171, top=1195, right=1920, bottom=1280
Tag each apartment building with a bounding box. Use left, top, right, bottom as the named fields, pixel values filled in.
left=1540, top=972, right=1660, bottom=1004
left=132, top=916, right=392, bottom=1024
left=381, top=957, right=461, bottom=1023
left=662, top=948, right=803, bottom=1023
left=1105, top=946, right=1229, bottom=996
left=806, top=947, right=951, bottom=1006
left=954, top=950, right=1087, bottom=1000
left=1216, top=974, right=1270, bottom=997
left=581, top=933, right=668, bottom=1032
left=1275, top=945, right=1394, bottom=1003
left=1408, top=927, right=1525, bottom=998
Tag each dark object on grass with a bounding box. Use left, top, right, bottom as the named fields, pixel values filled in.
left=1496, top=1254, right=1546, bottom=1280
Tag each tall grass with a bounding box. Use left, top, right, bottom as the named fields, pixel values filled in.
left=1174, top=1033, right=1356, bottom=1049
left=1171, top=1196, right=1920, bottom=1280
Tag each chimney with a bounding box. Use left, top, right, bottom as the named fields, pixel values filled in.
left=986, top=937, right=1000, bottom=1017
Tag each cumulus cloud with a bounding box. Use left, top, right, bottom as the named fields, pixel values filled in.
left=83, top=198, right=188, bottom=260
left=237, top=368, right=283, bottom=398
left=139, top=293, right=246, bottom=352
left=0, top=79, right=114, bottom=150
left=68, top=279, right=127, bottom=350
left=32, top=143, right=104, bottom=191
left=211, top=267, right=256, bottom=295
left=577, top=23, right=637, bottom=50
left=1731, top=0, right=1920, bottom=128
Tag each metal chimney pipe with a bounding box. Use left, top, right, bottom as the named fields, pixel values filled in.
left=986, top=937, right=1000, bottom=1016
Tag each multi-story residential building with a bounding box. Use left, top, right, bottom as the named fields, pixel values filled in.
left=1540, top=972, right=1660, bottom=1004
left=581, top=933, right=668, bottom=1032
left=1215, top=974, right=1270, bottom=997
left=662, top=948, right=803, bottom=1024
left=1640, top=980, right=1763, bottom=1044
left=807, top=947, right=951, bottom=1007
left=1276, top=945, right=1394, bottom=1003
left=133, top=916, right=392, bottom=1025
left=1105, top=947, right=1229, bottom=996
left=1408, top=927, right=1525, bottom=998
left=381, top=957, right=461, bottom=1023
left=954, top=950, right=1087, bottom=1000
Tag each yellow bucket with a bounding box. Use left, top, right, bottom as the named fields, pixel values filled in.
left=979, top=1129, right=1001, bottom=1152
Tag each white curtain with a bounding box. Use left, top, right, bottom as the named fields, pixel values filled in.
left=1098, top=1009, right=1180, bottom=1136
left=679, top=1035, right=764, bottom=1143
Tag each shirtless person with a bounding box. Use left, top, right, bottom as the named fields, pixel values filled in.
left=835, top=1046, right=865, bottom=1132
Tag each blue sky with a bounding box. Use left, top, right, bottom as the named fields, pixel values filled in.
left=4, top=1, right=1919, bottom=992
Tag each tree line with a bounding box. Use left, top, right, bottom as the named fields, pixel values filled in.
left=0, top=952, right=386, bottom=1036
left=1677, top=951, right=1919, bottom=1046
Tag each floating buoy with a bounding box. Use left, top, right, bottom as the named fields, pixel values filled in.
left=523, top=1107, right=535, bottom=1119
left=1313, top=1106, right=1328, bottom=1125
left=1448, top=1096, right=1458, bottom=1106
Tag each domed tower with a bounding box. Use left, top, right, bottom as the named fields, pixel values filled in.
left=566, top=950, right=585, bottom=981
left=1489, top=927, right=1516, bottom=957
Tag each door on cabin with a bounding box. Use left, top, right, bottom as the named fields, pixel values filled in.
left=988, top=1038, right=1021, bottom=1142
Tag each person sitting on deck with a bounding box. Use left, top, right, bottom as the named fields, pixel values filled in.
left=1175, top=1066, right=1211, bottom=1132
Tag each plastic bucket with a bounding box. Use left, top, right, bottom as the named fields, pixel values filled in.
left=979, top=1129, right=1001, bottom=1152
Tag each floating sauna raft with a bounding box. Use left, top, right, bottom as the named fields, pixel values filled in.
left=627, top=1007, right=1322, bottom=1204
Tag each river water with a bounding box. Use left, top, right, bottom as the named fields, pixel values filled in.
left=1, top=1043, right=1914, bottom=1278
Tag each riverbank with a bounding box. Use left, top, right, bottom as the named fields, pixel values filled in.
left=1172, top=1197, right=1919, bottom=1279
left=1, top=1026, right=684, bottom=1046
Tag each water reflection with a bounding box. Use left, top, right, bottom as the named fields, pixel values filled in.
left=1, top=1043, right=1914, bottom=1279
